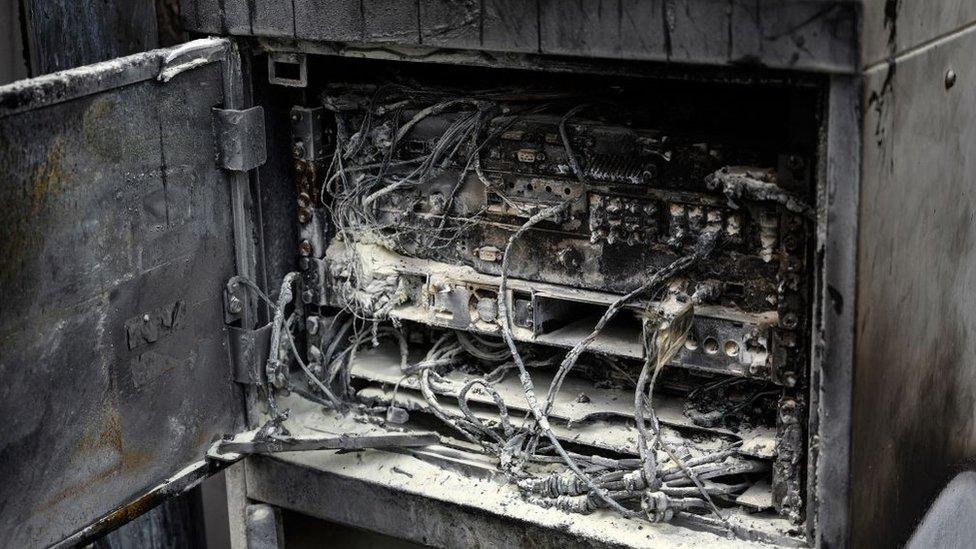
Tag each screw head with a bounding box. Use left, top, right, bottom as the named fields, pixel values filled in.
left=783, top=235, right=799, bottom=251
left=782, top=312, right=799, bottom=329
left=228, top=296, right=243, bottom=314
left=299, top=239, right=313, bottom=256
left=784, top=373, right=798, bottom=388
left=945, top=68, right=957, bottom=89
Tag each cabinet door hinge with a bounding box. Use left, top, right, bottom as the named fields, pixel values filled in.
left=226, top=323, right=272, bottom=385
left=213, top=106, right=267, bottom=172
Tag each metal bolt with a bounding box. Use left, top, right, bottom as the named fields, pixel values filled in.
left=784, top=373, right=798, bottom=388
left=783, top=235, right=799, bottom=251
left=299, top=239, right=313, bottom=256
left=301, top=290, right=315, bottom=304
left=228, top=296, right=243, bottom=314
left=945, top=68, right=957, bottom=89
left=292, top=141, right=305, bottom=158
left=556, top=247, right=580, bottom=270
left=297, top=208, right=311, bottom=224
left=782, top=312, right=798, bottom=329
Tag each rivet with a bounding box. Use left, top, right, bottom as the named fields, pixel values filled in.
left=945, top=68, right=957, bottom=89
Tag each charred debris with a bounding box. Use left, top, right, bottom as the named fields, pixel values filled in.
left=241, top=69, right=818, bottom=543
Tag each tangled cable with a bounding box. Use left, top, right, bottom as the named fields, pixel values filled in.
left=261, top=89, right=753, bottom=532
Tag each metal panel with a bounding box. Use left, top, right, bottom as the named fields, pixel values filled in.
left=294, top=0, right=365, bottom=42
left=194, top=0, right=858, bottom=74
left=861, top=0, right=976, bottom=68
left=363, top=0, right=421, bottom=44
left=253, top=0, right=295, bottom=38
left=420, top=0, right=481, bottom=49
left=223, top=0, right=253, bottom=35
left=537, top=0, right=665, bottom=60
left=20, top=0, right=159, bottom=75
left=189, top=0, right=225, bottom=35
left=0, top=0, right=28, bottom=85
left=0, top=39, right=249, bottom=548
left=245, top=504, right=285, bottom=549
left=812, top=73, right=860, bottom=548
left=854, top=24, right=976, bottom=549
left=244, top=454, right=751, bottom=548
left=730, top=0, right=857, bottom=71
left=481, top=0, right=538, bottom=52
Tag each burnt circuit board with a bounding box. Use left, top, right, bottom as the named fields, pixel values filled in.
left=316, top=85, right=813, bottom=387
left=293, top=77, right=819, bottom=539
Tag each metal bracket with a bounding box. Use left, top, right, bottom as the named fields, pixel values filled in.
left=245, top=504, right=284, bottom=549
left=227, top=323, right=273, bottom=385
left=268, top=52, right=307, bottom=88
left=290, top=106, right=327, bottom=163
left=291, top=105, right=330, bottom=306
left=213, top=107, right=267, bottom=172
left=211, top=429, right=440, bottom=459
left=222, top=280, right=250, bottom=324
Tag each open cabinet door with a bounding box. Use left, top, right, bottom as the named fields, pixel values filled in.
left=0, top=38, right=262, bottom=548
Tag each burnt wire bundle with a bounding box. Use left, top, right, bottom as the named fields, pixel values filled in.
left=259, top=87, right=753, bottom=533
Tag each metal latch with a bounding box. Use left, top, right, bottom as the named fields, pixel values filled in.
left=226, top=323, right=273, bottom=385
left=213, top=107, right=267, bottom=171
left=268, top=52, right=307, bottom=88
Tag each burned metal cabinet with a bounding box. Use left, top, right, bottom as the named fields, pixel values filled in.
left=855, top=2, right=976, bottom=548
left=179, top=1, right=976, bottom=547
left=3, top=1, right=976, bottom=548
left=176, top=1, right=861, bottom=548
left=0, top=39, right=264, bottom=547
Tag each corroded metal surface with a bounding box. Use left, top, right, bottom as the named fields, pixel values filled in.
left=242, top=396, right=771, bottom=548
left=861, top=0, right=976, bottom=68
left=0, top=41, right=247, bottom=547
left=20, top=0, right=158, bottom=75
left=180, top=0, right=858, bottom=74
left=855, top=22, right=976, bottom=549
